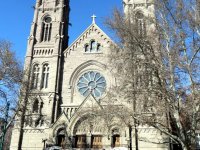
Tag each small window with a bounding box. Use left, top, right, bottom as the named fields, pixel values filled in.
left=90, top=40, right=96, bottom=52
left=97, top=43, right=101, bottom=52
left=31, top=64, right=40, bottom=89
left=33, top=99, right=39, bottom=113
left=84, top=40, right=102, bottom=53
left=41, top=64, right=49, bottom=89
left=85, top=44, right=89, bottom=52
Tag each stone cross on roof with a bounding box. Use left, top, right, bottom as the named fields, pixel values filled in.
left=91, top=14, right=97, bottom=24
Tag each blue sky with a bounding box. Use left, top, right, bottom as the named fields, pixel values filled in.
left=0, top=0, right=122, bottom=64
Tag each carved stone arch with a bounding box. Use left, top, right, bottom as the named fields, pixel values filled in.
left=53, top=124, right=66, bottom=137
left=68, top=112, right=106, bottom=136
left=69, top=60, right=106, bottom=87
left=68, top=110, right=94, bottom=136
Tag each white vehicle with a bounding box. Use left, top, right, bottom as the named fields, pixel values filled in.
left=45, top=146, right=61, bottom=150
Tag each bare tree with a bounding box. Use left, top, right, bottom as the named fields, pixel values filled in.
left=0, top=40, right=23, bottom=149
left=104, top=0, right=200, bottom=150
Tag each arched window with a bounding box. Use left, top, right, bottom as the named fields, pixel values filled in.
left=31, top=64, right=40, bottom=89
left=41, top=16, right=52, bottom=42
left=33, top=99, right=39, bottom=113
left=85, top=44, right=89, bottom=52
left=41, top=64, right=49, bottom=89
left=97, top=43, right=101, bottom=52
left=135, top=11, right=146, bottom=37
left=90, top=40, right=96, bottom=52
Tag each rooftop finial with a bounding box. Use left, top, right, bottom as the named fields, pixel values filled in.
left=91, top=14, right=96, bottom=24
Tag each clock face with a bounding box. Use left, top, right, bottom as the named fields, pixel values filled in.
left=77, top=71, right=106, bottom=98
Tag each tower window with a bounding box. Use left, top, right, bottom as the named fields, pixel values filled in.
left=41, top=16, right=52, bottom=42
left=41, top=64, right=49, bottom=89
left=33, top=99, right=39, bottom=113
left=31, top=64, right=40, bottom=89
left=135, top=12, right=146, bottom=37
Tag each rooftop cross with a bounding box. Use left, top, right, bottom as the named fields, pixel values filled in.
left=91, top=14, right=97, bottom=24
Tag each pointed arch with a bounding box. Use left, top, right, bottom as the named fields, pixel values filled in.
left=31, top=64, right=40, bottom=89
left=41, top=63, right=50, bottom=88
left=32, top=99, right=39, bottom=113
left=40, top=15, right=52, bottom=42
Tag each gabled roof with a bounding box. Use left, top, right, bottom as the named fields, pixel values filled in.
left=69, top=94, right=103, bottom=122
left=77, top=93, right=103, bottom=111
left=50, top=111, right=69, bottom=128
left=63, top=23, right=113, bottom=57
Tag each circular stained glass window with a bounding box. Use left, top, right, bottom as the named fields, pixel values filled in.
left=77, top=71, right=106, bottom=97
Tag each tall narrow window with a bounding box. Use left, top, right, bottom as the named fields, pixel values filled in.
left=85, top=44, right=89, bottom=52
left=135, top=12, right=146, bottom=37
left=97, top=43, right=101, bottom=52
left=41, top=64, right=49, bottom=89
left=32, top=64, right=40, bottom=89
left=33, top=99, right=39, bottom=113
left=90, top=40, right=96, bottom=52
left=41, top=16, right=52, bottom=42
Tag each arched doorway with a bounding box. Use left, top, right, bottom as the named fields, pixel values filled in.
left=111, top=128, right=120, bottom=147
left=72, top=116, right=104, bottom=149
left=56, top=128, right=65, bottom=147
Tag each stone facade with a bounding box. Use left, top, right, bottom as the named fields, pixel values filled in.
left=10, top=0, right=168, bottom=149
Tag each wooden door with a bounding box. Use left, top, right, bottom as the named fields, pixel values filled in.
left=76, top=135, right=86, bottom=148
left=92, top=135, right=102, bottom=148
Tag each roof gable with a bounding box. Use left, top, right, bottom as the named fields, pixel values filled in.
left=73, top=94, right=103, bottom=117
left=63, top=23, right=113, bottom=57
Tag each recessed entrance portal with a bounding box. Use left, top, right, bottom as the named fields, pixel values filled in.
left=56, top=129, right=65, bottom=147
left=112, top=135, right=120, bottom=147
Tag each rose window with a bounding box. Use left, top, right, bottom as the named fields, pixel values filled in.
left=77, top=71, right=106, bottom=97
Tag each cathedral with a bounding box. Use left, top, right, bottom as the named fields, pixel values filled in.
left=10, top=0, right=168, bottom=149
